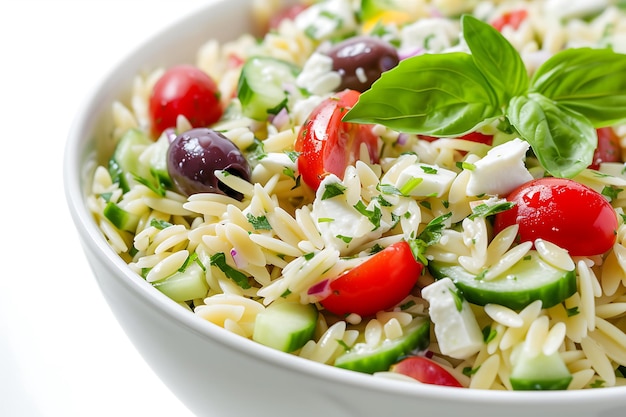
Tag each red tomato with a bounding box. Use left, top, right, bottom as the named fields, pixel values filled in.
left=320, top=241, right=423, bottom=317
left=149, top=65, right=223, bottom=138
left=268, top=4, right=308, bottom=31
left=391, top=356, right=463, bottom=387
left=295, top=90, right=379, bottom=190
left=419, top=131, right=493, bottom=146
left=490, top=9, right=528, bottom=32
left=589, top=127, right=622, bottom=170
left=493, top=178, right=618, bottom=256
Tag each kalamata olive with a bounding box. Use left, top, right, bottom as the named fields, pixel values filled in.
left=327, top=36, right=399, bottom=92
left=167, top=128, right=251, bottom=200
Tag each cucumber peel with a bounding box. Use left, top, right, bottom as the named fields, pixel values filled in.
left=509, top=343, right=573, bottom=390
left=252, top=301, right=318, bottom=353
left=429, top=250, right=576, bottom=310
left=152, top=262, right=209, bottom=302
left=334, top=317, right=430, bottom=374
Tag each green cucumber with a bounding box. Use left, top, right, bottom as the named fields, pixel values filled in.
left=429, top=250, right=576, bottom=310
left=148, top=133, right=172, bottom=189
left=252, top=301, right=318, bottom=353
left=334, top=317, right=430, bottom=374
left=237, top=56, right=299, bottom=121
left=103, top=201, right=141, bottom=232
left=509, top=344, right=573, bottom=390
left=108, top=128, right=152, bottom=192
left=361, top=0, right=402, bottom=20
left=152, top=262, right=209, bottom=302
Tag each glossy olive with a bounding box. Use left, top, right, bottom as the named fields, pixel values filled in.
left=327, top=36, right=399, bottom=92
left=167, top=128, right=251, bottom=199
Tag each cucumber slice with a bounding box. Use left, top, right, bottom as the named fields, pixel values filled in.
left=152, top=262, right=209, bottom=302
left=148, top=133, right=172, bottom=188
left=509, top=344, right=573, bottom=390
left=108, top=128, right=152, bottom=192
left=252, top=301, right=318, bottom=353
left=103, top=201, right=141, bottom=232
left=334, top=317, right=430, bottom=374
left=429, top=250, right=576, bottom=310
left=237, top=56, right=299, bottom=121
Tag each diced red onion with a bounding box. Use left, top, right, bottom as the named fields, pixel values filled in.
left=397, top=132, right=409, bottom=146
left=398, top=47, right=424, bottom=60
left=307, top=279, right=332, bottom=300
left=272, top=107, right=290, bottom=130
left=230, top=248, right=248, bottom=269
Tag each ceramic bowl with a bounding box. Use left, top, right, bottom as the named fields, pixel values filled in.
left=64, top=1, right=626, bottom=415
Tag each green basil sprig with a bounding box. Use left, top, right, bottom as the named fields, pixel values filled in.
left=344, top=14, right=626, bottom=178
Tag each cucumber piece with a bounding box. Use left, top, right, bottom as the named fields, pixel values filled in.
left=152, top=262, right=209, bottom=302
left=429, top=250, right=576, bottom=310
left=252, top=301, right=318, bottom=353
left=237, top=56, right=299, bottom=121
left=103, top=201, right=141, bottom=232
left=334, top=317, right=430, bottom=374
left=148, top=133, right=172, bottom=188
left=108, top=128, right=152, bottom=192
left=509, top=344, right=573, bottom=390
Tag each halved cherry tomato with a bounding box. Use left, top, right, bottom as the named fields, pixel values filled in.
left=149, top=65, right=223, bottom=138
left=493, top=178, right=618, bottom=256
left=320, top=241, right=422, bottom=317
left=295, top=90, right=379, bottom=190
left=590, top=127, right=622, bottom=170
left=490, top=9, right=528, bottom=32
left=419, top=131, right=493, bottom=146
left=391, top=356, right=463, bottom=387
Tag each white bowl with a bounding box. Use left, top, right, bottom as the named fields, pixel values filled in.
left=64, top=1, right=626, bottom=416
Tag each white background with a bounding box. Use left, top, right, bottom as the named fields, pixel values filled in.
left=0, top=1, right=221, bottom=416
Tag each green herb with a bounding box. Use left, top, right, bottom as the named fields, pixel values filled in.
left=283, top=167, right=296, bottom=180
left=482, top=325, right=497, bottom=343
left=284, top=150, right=300, bottom=163
left=336, top=339, right=351, bottom=352
left=463, top=366, right=480, bottom=377
left=468, top=201, right=515, bottom=219
left=353, top=200, right=382, bottom=229
left=246, top=213, right=272, bottom=230
left=317, top=217, right=335, bottom=223
left=377, top=183, right=404, bottom=196
left=419, top=201, right=431, bottom=210
left=100, top=192, right=113, bottom=202
left=179, top=252, right=205, bottom=272
left=590, top=379, right=606, bottom=388
left=400, top=300, right=416, bottom=310
left=267, top=97, right=288, bottom=115
left=210, top=252, right=251, bottom=289
left=375, top=195, right=393, bottom=207
left=369, top=243, right=385, bottom=254
left=281, top=289, right=292, bottom=298
left=344, top=14, right=626, bottom=179
left=449, top=287, right=464, bottom=312
left=134, top=175, right=166, bottom=197
left=566, top=306, right=580, bottom=317
left=456, top=161, right=476, bottom=171
left=246, top=138, right=267, bottom=161
left=420, top=165, right=438, bottom=174
left=150, top=218, right=173, bottom=230
left=408, top=212, right=452, bottom=264
left=304, top=252, right=316, bottom=261
left=601, top=185, right=623, bottom=201
left=321, top=182, right=347, bottom=200
left=336, top=234, right=353, bottom=244
left=399, top=176, right=423, bottom=195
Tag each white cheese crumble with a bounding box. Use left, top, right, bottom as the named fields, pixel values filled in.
left=296, top=52, right=341, bottom=95
left=394, top=162, right=457, bottom=198
left=294, top=0, right=357, bottom=41
left=421, top=278, right=484, bottom=359
left=466, top=138, right=534, bottom=197
left=399, top=18, right=460, bottom=55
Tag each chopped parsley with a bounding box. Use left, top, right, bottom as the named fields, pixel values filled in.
left=468, top=201, right=515, bottom=219
left=482, top=325, right=497, bottom=343
left=601, top=185, right=623, bottom=201
left=399, top=176, right=423, bottom=195
left=408, top=212, right=452, bottom=264
left=321, top=182, right=347, bottom=200
left=247, top=213, right=272, bottom=230
left=449, top=287, right=464, bottom=312
left=420, top=165, right=438, bottom=174
left=336, top=234, right=353, bottom=244
left=456, top=161, right=476, bottom=171
left=210, top=252, right=251, bottom=289
left=150, top=218, right=173, bottom=230
left=353, top=200, right=382, bottom=229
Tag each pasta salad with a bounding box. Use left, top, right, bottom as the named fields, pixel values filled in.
left=88, top=0, right=626, bottom=390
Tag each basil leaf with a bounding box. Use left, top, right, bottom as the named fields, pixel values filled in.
left=344, top=52, right=501, bottom=136
left=506, top=93, right=596, bottom=178
left=530, top=47, right=626, bottom=127
left=462, top=15, right=529, bottom=104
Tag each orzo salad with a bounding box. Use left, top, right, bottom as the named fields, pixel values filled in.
left=89, top=0, right=626, bottom=390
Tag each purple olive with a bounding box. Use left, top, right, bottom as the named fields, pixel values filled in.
left=167, top=128, right=251, bottom=200
left=327, top=36, right=399, bottom=92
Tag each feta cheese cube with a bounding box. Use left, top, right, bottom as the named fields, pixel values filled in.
left=466, top=138, right=534, bottom=197
left=394, top=163, right=456, bottom=198
left=421, top=278, right=483, bottom=359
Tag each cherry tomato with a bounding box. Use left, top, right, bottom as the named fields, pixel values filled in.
left=493, top=178, right=618, bottom=256
left=490, top=9, right=528, bottom=32
left=391, top=356, right=463, bottom=387
left=419, top=131, right=493, bottom=146
left=320, top=241, right=423, bottom=317
left=589, top=127, right=622, bottom=170
left=149, top=65, right=223, bottom=138
left=295, top=90, right=379, bottom=190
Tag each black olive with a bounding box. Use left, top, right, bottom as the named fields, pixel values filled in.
left=167, top=128, right=251, bottom=200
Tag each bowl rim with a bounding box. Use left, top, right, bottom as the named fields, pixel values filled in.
left=62, top=0, right=626, bottom=406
